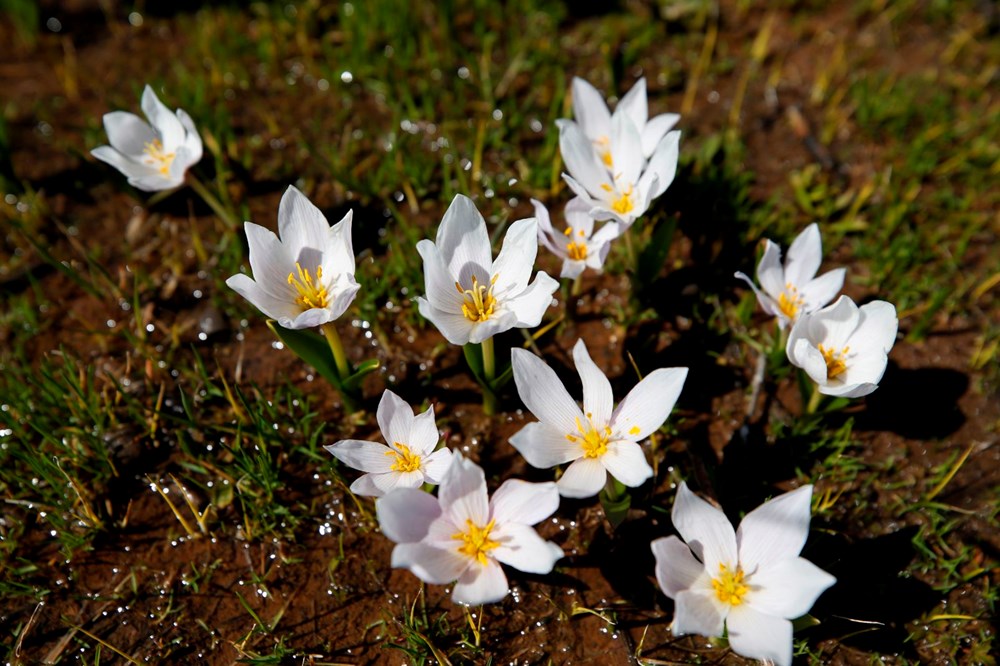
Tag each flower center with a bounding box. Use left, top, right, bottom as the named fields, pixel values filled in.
left=594, top=136, right=613, bottom=168
left=712, top=563, right=749, bottom=606
left=287, top=262, right=329, bottom=310
left=565, top=414, right=611, bottom=458
left=778, top=283, right=804, bottom=319
left=602, top=183, right=634, bottom=215
left=142, top=139, right=176, bottom=176
left=566, top=241, right=588, bottom=261
left=455, top=274, right=498, bottom=323
left=384, top=443, right=422, bottom=473
left=452, top=518, right=500, bottom=566
left=818, top=344, right=849, bottom=380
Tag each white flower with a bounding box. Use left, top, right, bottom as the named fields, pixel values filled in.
left=786, top=295, right=898, bottom=398
left=532, top=197, right=621, bottom=279
left=324, top=390, right=453, bottom=497
left=376, top=455, right=563, bottom=606
left=734, top=224, right=846, bottom=329
left=415, top=194, right=559, bottom=346
left=651, top=482, right=836, bottom=666
left=510, top=339, right=687, bottom=498
left=91, top=85, right=203, bottom=192
left=558, top=113, right=680, bottom=228
left=570, top=76, right=680, bottom=163
left=226, top=186, right=360, bottom=330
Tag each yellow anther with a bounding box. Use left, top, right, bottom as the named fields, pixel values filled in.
left=142, top=139, right=176, bottom=176
left=572, top=416, right=609, bottom=459
left=818, top=344, right=849, bottom=380
left=778, top=283, right=804, bottom=319
left=594, top=136, right=613, bottom=168
left=457, top=274, right=498, bottom=323
left=712, top=564, right=749, bottom=606
left=287, top=263, right=329, bottom=310
left=610, top=185, right=634, bottom=215
left=628, top=425, right=641, bottom=436
left=564, top=226, right=573, bottom=237
left=567, top=242, right=587, bottom=261
left=452, top=518, right=500, bottom=566
left=384, top=443, right=422, bottom=473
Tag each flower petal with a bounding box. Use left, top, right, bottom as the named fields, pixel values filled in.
left=783, top=223, right=822, bottom=288
left=505, top=272, right=558, bottom=328
left=572, top=339, right=614, bottom=428
left=511, top=348, right=584, bottom=433
left=610, top=367, right=688, bottom=440
left=806, top=295, right=860, bottom=349
left=725, top=605, right=793, bottom=666
left=672, top=589, right=726, bottom=638
left=558, top=120, right=611, bottom=198
left=509, top=422, right=583, bottom=469
left=323, top=209, right=356, bottom=278
left=451, top=558, right=508, bottom=605
left=466, top=309, right=520, bottom=344
left=616, top=77, right=648, bottom=137
left=609, top=111, right=643, bottom=186
left=225, top=273, right=300, bottom=323
left=437, top=194, right=493, bottom=286
left=601, top=440, right=653, bottom=487
left=376, top=488, right=441, bottom=543
left=756, top=239, right=785, bottom=299
left=638, top=130, right=680, bottom=200
left=416, top=297, right=473, bottom=345
left=491, top=522, right=562, bottom=574
left=736, top=485, right=813, bottom=572
left=671, top=482, right=738, bottom=573
left=788, top=337, right=828, bottom=384
left=376, top=390, right=415, bottom=451
left=849, top=300, right=898, bottom=359
left=438, top=455, right=489, bottom=527
left=391, top=542, right=468, bottom=585
left=102, top=111, right=156, bottom=156
left=243, top=221, right=294, bottom=298
left=368, top=470, right=425, bottom=496
left=324, top=439, right=394, bottom=474
left=277, top=186, right=330, bottom=258
left=140, top=85, right=185, bottom=150
left=800, top=268, right=846, bottom=314
left=489, top=479, right=560, bottom=526
left=407, top=404, right=440, bottom=455
left=492, top=217, right=538, bottom=296
left=556, top=457, right=607, bottom=498
left=175, top=108, right=203, bottom=163
left=571, top=77, right=611, bottom=141
left=641, top=112, right=680, bottom=157
left=747, top=556, right=836, bottom=619
left=422, top=448, right=454, bottom=484
left=734, top=271, right=781, bottom=321
left=651, top=536, right=706, bottom=598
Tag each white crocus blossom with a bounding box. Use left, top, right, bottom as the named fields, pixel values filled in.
left=652, top=482, right=836, bottom=666
left=415, top=194, right=559, bottom=346
left=324, top=390, right=453, bottom=497
left=570, top=76, right=680, bottom=162
left=91, top=85, right=203, bottom=192
left=376, top=454, right=563, bottom=606
left=226, top=186, right=359, bottom=330
left=786, top=295, right=898, bottom=398
left=558, top=113, right=680, bottom=228
left=510, top=339, right=687, bottom=498
left=532, top=197, right=621, bottom=279
left=734, top=223, right=846, bottom=329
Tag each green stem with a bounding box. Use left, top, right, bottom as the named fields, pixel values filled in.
left=623, top=229, right=636, bottom=270
left=481, top=337, right=496, bottom=416
left=806, top=383, right=823, bottom=415
left=321, top=325, right=351, bottom=381
left=571, top=274, right=583, bottom=298
left=187, top=172, right=239, bottom=229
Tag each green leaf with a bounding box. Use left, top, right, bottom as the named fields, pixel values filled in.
left=463, top=343, right=485, bottom=381
left=636, top=215, right=677, bottom=288
left=343, top=358, right=381, bottom=391
left=266, top=320, right=344, bottom=391
left=599, top=486, right=631, bottom=529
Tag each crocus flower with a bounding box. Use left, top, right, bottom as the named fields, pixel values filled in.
left=734, top=224, right=846, bottom=329
left=226, top=186, right=359, bottom=329
left=91, top=85, right=203, bottom=191
left=532, top=197, right=621, bottom=279
left=509, top=339, right=687, bottom=498
left=324, top=390, right=452, bottom=497
left=376, top=455, right=563, bottom=606
left=415, top=194, right=559, bottom=346
left=570, top=76, right=680, bottom=164
left=651, top=482, right=836, bottom=666
left=558, top=114, right=680, bottom=228
left=786, top=295, right=898, bottom=398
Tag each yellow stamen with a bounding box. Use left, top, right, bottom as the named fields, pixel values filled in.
left=563, top=226, right=573, bottom=236
left=384, top=443, right=422, bottom=473
left=142, top=138, right=176, bottom=176
left=712, top=563, right=749, bottom=606
left=595, top=136, right=613, bottom=168
left=452, top=518, right=500, bottom=566
left=456, top=274, right=498, bottom=323
left=628, top=425, right=641, bottom=436
left=818, top=344, right=849, bottom=380
left=610, top=185, right=634, bottom=215
left=287, top=262, right=329, bottom=310
left=567, top=416, right=611, bottom=458
left=778, top=283, right=804, bottom=320
left=567, top=242, right=587, bottom=261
